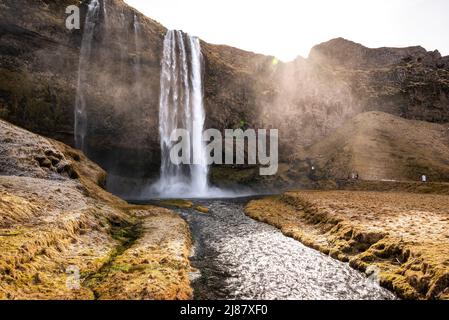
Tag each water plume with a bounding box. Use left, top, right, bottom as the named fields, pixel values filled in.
left=75, top=0, right=100, bottom=151
left=149, top=30, right=212, bottom=198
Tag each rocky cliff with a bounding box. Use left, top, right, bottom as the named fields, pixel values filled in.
left=0, top=0, right=166, bottom=189
left=309, top=38, right=449, bottom=123
left=1, top=0, right=449, bottom=192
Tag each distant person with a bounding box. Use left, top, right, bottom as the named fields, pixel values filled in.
left=421, top=175, right=427, bottom=183
left=309, top=165, right=317, bottom=181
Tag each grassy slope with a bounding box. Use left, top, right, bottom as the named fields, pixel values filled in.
left=296, top=111, right=449, bottom=182
left=0, top=120, right=192, bottom=300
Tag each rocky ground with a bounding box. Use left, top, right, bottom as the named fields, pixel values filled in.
left=0, top=119, right=192, bottom=300
left=245, top=190, right=449, bottom=300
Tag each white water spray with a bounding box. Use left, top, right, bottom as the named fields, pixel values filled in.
left=75, top=0, right=100, bottom=151
left=102, top=0, right=108, bottom=27
left=133, top=14, right=142, bottom=80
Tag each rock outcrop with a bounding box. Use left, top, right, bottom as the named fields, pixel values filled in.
left=309, top=38, right=449, bottom=123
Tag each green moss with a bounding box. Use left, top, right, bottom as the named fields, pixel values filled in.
left=82, top=218, right=143, bottom=297
left=158, top=199, right=193, bottom=209
left=194, top=205, right=209, bottom=213
left=0, top=229, right=23, bottom=237
left=110, top=263, right=133, bottom=273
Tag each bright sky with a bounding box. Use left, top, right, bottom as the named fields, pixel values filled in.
left=124, top=0, right=449, bottom=62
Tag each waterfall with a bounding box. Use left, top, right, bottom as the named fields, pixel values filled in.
left=151, top=30, right=209, bottom=198
left=74, top=0, right=100, bottom=151
left=119, top=11, right=127, bottom=76
left=102, top=0, right=108, bottom=27
left=133, top=14, right=142, bottom=80
left=189, top=36, right=209, bottom=194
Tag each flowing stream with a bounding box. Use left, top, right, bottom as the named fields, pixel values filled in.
left=177, top=199, right=396, bottom=300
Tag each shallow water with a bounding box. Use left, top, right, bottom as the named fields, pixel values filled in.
left=177, top=199, right=396, bottom=300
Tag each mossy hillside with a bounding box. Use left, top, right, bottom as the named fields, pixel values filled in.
left=0, top=119, right=193, bottom=300
left=82, top=215, right=142, bottom=298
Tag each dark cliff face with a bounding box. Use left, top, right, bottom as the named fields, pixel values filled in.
left=0, top=0, right=81, bottom=142
left=1, top=1, right=449, bottom=191
left=202, top=42, right=361, bottom=156
left=309, top=38, right=449, bottom=123
left=0, top=0, right=166, bottom=183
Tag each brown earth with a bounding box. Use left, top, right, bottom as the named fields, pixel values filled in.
left=245, top=191, right=449, bottom=300
left=288, top=111, right=449, bottom=183
left=0, top=119, right=192, bottom=300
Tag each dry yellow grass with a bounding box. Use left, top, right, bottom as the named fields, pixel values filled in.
left=246, top=190, right=449, bottom=300
left=88, top=207, right=192, bottom=300
left=0, top=120, right=192, bottom=300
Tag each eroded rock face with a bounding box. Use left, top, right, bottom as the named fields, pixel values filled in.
left=1, top=1, right=449, bottom=190
left=0, top=0, right=165, bottom=183
left=0, top=0, right=80, bottom=143
left=309, top=38, right=449, bottom=123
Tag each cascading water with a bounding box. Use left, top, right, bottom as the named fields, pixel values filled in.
left=75, top=9, right=239, bottom=198
left=119, top=10, right=127, bottom=76
left=189, top=36, right=209, bottom=194
left=133, top=14, right=142, bottom=80
left=150, top=30, right=210, bottom=198
left=102, top=0, right=108, bottom=27
left=74, top=0, right=100, bottom=151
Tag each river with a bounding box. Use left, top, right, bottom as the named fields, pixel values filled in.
left=176, top=198, right=396, bottom=300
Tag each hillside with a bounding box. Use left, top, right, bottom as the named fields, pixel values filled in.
left=292, top=111, right=449, bottom=183
left=309, top=38, right=449, bottom=123
left=0, top=119, right=192, bottom=299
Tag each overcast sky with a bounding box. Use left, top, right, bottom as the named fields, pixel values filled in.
left=124, top=0, right=449, bottom=61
